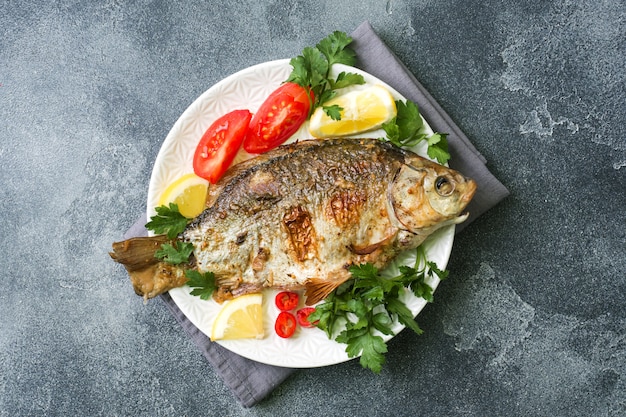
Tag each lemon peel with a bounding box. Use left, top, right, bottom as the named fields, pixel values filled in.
left=158, top=173, right=209, bottom=218
left=210, top=293, right=264, bottom=341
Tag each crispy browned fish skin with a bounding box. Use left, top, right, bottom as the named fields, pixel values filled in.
left=183, top=138, right=476, bottom=304
left=111, top=138, right=476, bottom=304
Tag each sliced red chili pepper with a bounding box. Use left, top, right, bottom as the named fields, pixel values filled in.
left=275, top=291, right=299, bottom=311
left=296, top=307, right=318, bottom=328
left=274, top=311, right=297, bottom=338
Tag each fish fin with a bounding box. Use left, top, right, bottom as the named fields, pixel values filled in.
left=348, top=233, right=396, bottom=255
left=109, top=235, right=170, bottom=271
left=304, top=273, right=351, bottom=305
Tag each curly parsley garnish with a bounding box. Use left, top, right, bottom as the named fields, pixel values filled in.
left=308, top=246, right=448, bottom=373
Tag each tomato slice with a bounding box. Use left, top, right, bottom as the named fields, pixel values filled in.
left=243, top=82, right=313, bottom=154
left=193, top=109, right=252, bottom=184
left=275, top=311, right=297, bottom=338
left=275, top=291, right=299, bottom=311
left=296, top=307, right=318, bottom=328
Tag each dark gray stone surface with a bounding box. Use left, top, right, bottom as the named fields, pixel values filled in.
left=1, top=1, right=624, bottom=415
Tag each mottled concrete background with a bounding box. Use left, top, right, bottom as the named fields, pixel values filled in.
left=1, top=1, right=624, bottom=416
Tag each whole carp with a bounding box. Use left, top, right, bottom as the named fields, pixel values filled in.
left=110, top=138, right=476, bottom=305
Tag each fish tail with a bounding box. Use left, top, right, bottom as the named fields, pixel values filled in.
left=109, top=235, right=169, bottom=271
left=109, top=236, right=187, bottom=300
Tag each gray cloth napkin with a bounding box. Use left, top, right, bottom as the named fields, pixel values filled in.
left=121, top=21, right=509, bottom=408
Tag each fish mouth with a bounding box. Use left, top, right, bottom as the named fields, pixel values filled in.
left=453, top=212, right=470, bottom=225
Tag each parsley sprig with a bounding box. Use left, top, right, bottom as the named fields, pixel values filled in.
left=382, top=99, right=451, bottom=165
left=146, top=202, right=194, bottom=264
left=308, top=246, right=448, bottom=373
left=145, top=204, right=218, bottom=299
left=286, top=31, right=365, bottom=119
left=155, top=241, right=194, bottom=264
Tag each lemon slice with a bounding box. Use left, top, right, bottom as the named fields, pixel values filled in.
left=158, top=173, right=209, bottom=218
left=309, top=85, right=397, bottom=137
left=210, top=293, right=264, bottom=341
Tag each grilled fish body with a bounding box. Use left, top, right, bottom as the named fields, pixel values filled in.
left=181, top=138, right=476, bottom=304
left=111, top=138, right=476, bottom=304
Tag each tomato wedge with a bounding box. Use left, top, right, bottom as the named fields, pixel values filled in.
left=296, top=307, right=318, bottom=328
left=193, top=109, right=252, bottom=184
left=243, top=82, right=313, bottom=154
left=275, top=291, right=299, bottom=311
left=275, top=311, right=297, bottom=338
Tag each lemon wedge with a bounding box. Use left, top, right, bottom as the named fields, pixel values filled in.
left=158, top=173, right=209, bottom=218
left=210, top=293, right=264, bottom=341
left=309, top=85, right=397, bottom=137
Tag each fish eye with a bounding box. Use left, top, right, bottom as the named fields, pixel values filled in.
left=435, top=176, right=455, bottom=196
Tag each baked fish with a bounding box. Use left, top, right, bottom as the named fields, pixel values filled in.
left=110, top=138, right=476, bottom=304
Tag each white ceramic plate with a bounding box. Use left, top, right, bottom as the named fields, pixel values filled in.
left=147, top=60, right=455, bottom=368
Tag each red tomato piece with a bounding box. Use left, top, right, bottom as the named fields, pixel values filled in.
left=243, top=82, right=313, bottom=154
left=275, top=291, right=299, bottom=311
left=193, top=109, right=252, bottom=184
left=275, top=311, right=297, bottom=338
left=296, top=307, right=318, bottom=328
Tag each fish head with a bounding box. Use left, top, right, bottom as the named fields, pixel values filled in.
left=389, top=159, right=477, bottom=232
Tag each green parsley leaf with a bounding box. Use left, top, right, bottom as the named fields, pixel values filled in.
left=185, top=270, right=217, bottom=300
left=410, top=280, right=434, bottom=303
left=286, top=31, right=362, bottom=113
left=286, top=56, right=310, bottom=87
left=317, top=89, right=336, bottom=107
left=288, top=47, right=328, bottom=88
left=386, top=297, right=423, bottom=335
left=348, top=262, right=379, bottom=281
left=345, top=298, right=368, bottom=317
left=383, top=100, right=425, bottom=148
left=426, top=133, right=451, bottom=164
left=395, top=100, right=424, bottom=141
left=316, top=31, right=356, bottom=67
left=427, top=260, right=449, bottom=281
left=145, top=203, right=189, bottom=239
left=331, top=71, right=366, bottom=89
left=372, top=312, right=394, bottom=336
left=307, top=299, right=336, bottom=337
left=337, top=328, right=388, bottom=374
left=351, top=263, right=399, bottom=294
left=382, top=99, right=451, bottom=165
left=323, top=104, right=343, bottom=121
left=362, top=286, right=385, bottom=302
left=381, top=119, right=400, bottom=144
left=312, top=245, right=447, bottom=373
left=154, top=241, right=194, bottom=265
